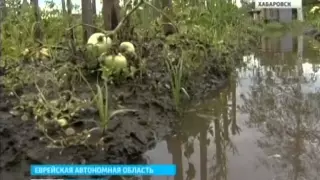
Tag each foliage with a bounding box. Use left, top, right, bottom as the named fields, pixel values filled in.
left=305, top=4, right=320, bottom=28
left=172, top=0, right=254, bottom=47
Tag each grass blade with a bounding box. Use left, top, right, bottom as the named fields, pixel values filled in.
left=104, top=81, right=109, bottom=126
left=95, top=84, right=105, bottom=123
left=109, top=109, right=138, bottom=119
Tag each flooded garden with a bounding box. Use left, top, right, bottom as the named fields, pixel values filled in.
left=1, top=0, right=320, bottom=180
left=145, top=34, right=320, bottom=180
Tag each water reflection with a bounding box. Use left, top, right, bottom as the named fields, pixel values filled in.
left=240, top=36, right=320, bottom=180
left=144, top=34, right=320, bottom=180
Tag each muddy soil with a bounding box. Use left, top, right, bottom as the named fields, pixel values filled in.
left=0, top=38, right=251, bottom=180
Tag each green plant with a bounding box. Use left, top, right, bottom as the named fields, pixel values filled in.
left=95, top=81, right=137, bottom=134
left=305, top=4, right=320, bottom=28
left=165, top=52, right=189, bottom=112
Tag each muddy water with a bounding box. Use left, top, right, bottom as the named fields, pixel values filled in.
left=144, top=35, right=320, bottom=180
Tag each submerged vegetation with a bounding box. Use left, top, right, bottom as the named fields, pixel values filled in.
left=0, top=0, right=263, bottom=166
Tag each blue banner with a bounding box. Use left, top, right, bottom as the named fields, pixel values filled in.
left=30, top=164, right=176, bottom=176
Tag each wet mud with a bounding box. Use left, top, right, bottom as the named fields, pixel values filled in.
left=0, top=38, right=252, bottom=179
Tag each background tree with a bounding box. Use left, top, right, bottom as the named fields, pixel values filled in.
left=102, top=0, right=120, bottom=31
left=0, top=0, right=5, bottom=60
left=30, top=0, right=42, bottom=43
left=92, top=0, right=97, bottom=33
left=61, top=0, right=66, bottom=14
left=81, top=0, right=94, bottom=43
left=92, top=0, right=96, bottom=15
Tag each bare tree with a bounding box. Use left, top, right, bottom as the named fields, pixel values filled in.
left=66, top=0, right=74, bottom=40
left=102, top=0, right=120, bottom=31
left=0, top=0, right=5, bottom=18
left=92, top=0, right=96, bottom=15
left=22, top=0, right=28, bottom=7
left=153, top=0, right=161, bottom=17
left=0, top=0, right=5, bottom=60
left=66, top=0, right=72, bottom=15
left=81, top=0, right=94, bottom=43
left=66, top=0, right=76, bottom=52
left=0, top=0, right=4, bottom=23
left=61, top=0, right=66, bottom=14
left=30, top=0, right=42, bottom=43
left=92, top=0, right=97, bottom=33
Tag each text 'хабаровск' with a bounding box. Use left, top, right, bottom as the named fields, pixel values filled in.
left=257, top=1, right=291, bottom=7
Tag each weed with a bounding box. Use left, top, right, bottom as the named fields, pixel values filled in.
left=95, top=80, right=137, bottom=134
left=164, top=47, right=189, bottom=112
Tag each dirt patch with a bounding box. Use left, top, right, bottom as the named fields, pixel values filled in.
left=0, top=37, right=251, bottom=179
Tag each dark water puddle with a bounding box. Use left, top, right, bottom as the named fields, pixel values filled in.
left=143, top=34, right=320, bottom=180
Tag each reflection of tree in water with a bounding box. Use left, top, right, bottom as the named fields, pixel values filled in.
left=185, top=162, right=195, bottom=180
left=179, top=58, right=240, bottom=180
left=210, top=77, right=241, bottom=180
left=184, top=137, right=195, bottom=180
left=167, top=133, right=184, bottom=180
left=239, top=61, right=320, bottom=180
left=166, top=75, right=241, bottom=180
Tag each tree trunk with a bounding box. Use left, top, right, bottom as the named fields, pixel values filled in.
left=66, top=0, right=76, bottom=53
left=92, top=0, right=96, bottom=15
left=61, top=0, right=66, bottom=14
left=22, top=0, right=28, bottom=7
left=82, top=0, right=94, bottom=44
left=153, top=0, right=161, bottom=17
left=30, top=0, right=42, bottom=43
left=102, top=0, right=120, bottom=31
left=0, top=0, right=5, bottom=61
left=66, top=0, right=74, bottom=41
left=66, top=0, right=72, bottom=15
left=92, top=0, right=97, bottom=33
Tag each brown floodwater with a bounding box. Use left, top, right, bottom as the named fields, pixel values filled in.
left=144, top=34, right=320, bottom=180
